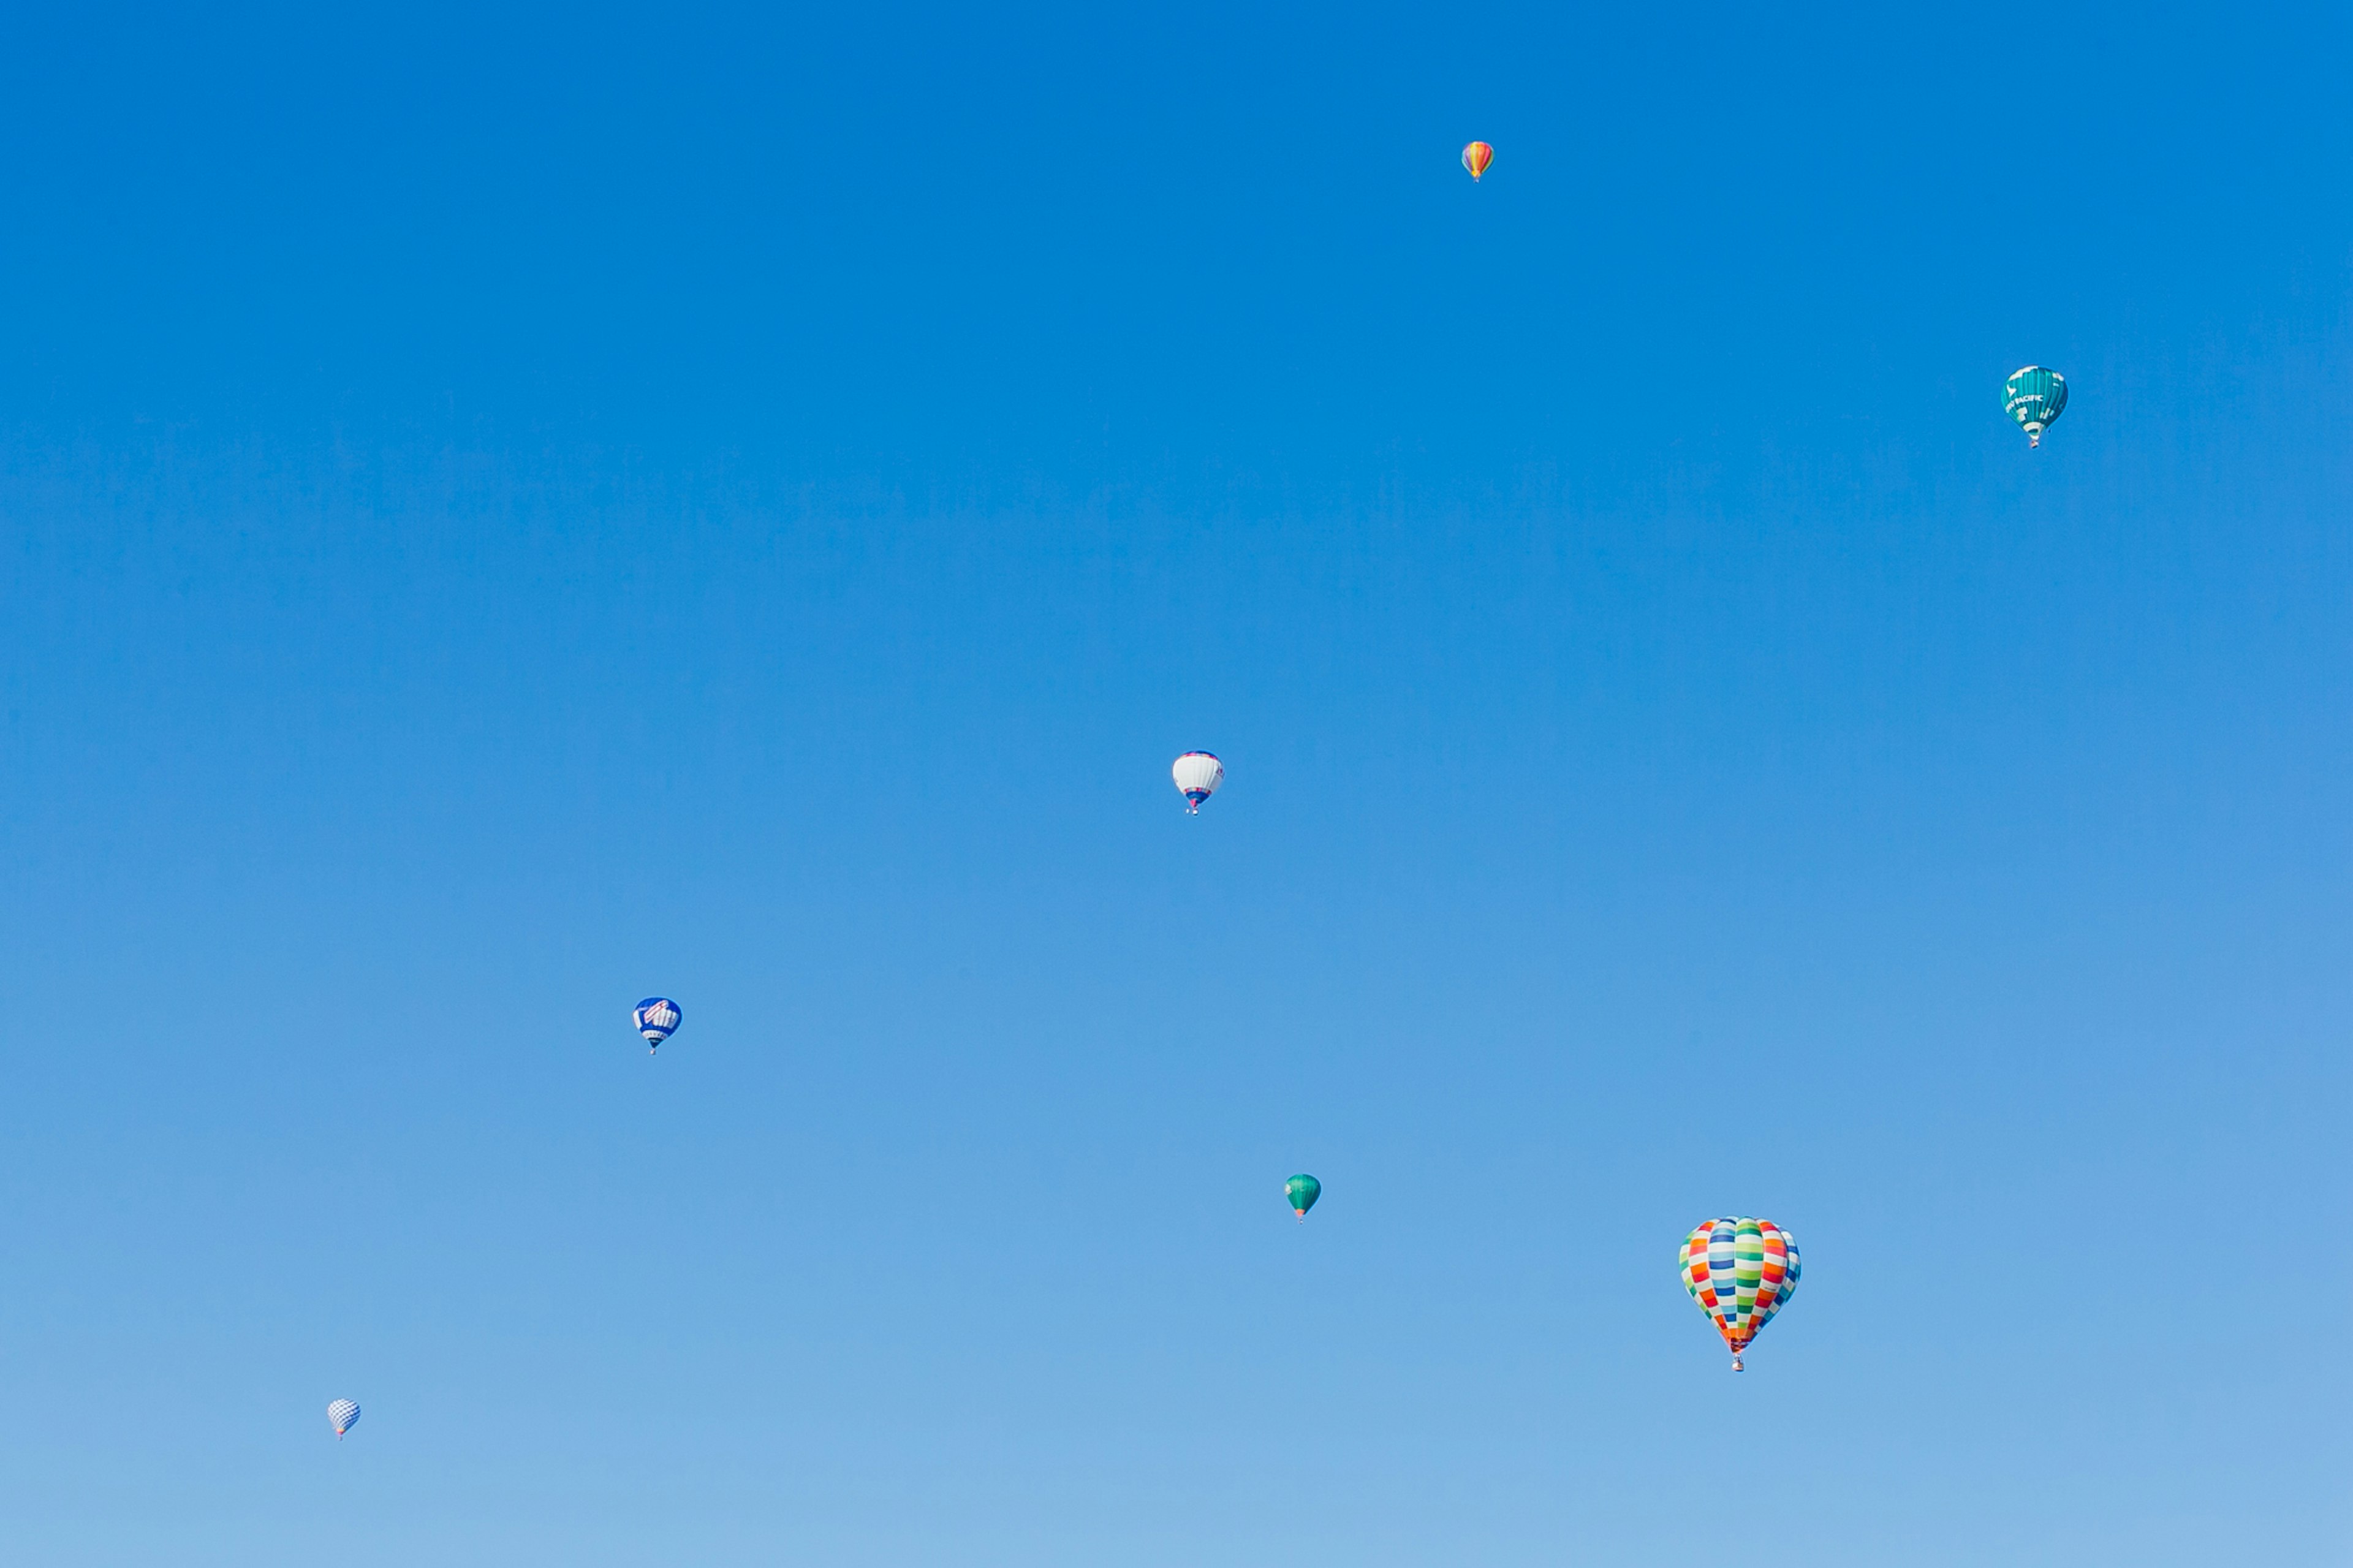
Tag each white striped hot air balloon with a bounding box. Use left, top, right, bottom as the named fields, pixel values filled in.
left=327, top=1399, right=360, bottom=1438
left=1171, top=752, right=1224, bottom=814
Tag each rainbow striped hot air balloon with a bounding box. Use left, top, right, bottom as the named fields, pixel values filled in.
left=1679, top=1217, right=1800, bottom=1371
left=1461, top=140, right=1494, bottom=181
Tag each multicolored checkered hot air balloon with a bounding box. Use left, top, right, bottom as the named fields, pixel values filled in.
left=1679, top=1217, right=1800, bottom=1371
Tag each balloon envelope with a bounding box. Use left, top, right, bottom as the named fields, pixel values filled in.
left=1171, top=752, right=1224, bottom=814
left=2003, top=365, right=2068, bottom=446
left=1679, top=1217, right=1799, bottom=1369
left=1285, top=1173, right=1322, bottom=1217
left=1461, top=140, right=1494, bottom=180
left=633, top=997, right=681, bottom=1050
left=327, top=1399, right=360, bottom=1437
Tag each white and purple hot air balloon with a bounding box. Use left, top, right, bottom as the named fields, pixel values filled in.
left=1171, top=752, right=1224, bottom=815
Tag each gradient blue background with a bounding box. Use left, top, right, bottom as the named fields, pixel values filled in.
left=2, top=4, right=2347, bottom=1562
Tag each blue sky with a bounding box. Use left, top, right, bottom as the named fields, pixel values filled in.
left=1, top=4, right=2347, bottom=1563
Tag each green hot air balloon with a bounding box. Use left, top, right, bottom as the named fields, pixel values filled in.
left=1284, top=1173, right=1321, bottom=1221
left=2003, top=365, right=2068, bottom=448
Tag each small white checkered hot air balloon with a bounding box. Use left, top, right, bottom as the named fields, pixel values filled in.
left=327, top=1399, right=360, bottom=1438
left=633, top=997, right=681, bottom=1053
left=1171, top=752, right=1223, bottom=814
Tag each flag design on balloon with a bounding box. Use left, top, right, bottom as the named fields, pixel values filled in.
left=2003, top=365, right=2068, bottom=448
left=327, top=1398, right=360, bottom=1437
left=633, top=997, right=681, bottom=1052
left=1680, top=1217, right=1799, bottom=1371
left=1171, top=752, right=1224, bottom=814
left=1461, top=140, right=1494, bottom=181
left=1286, top=1173, right=1321, bottom=1220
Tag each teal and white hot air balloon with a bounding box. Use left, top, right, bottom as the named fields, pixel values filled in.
left=2003, top=365, right=2067, bottom=448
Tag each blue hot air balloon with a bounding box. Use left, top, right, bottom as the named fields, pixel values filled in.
left=633, top=998, right=681, bottom=1053
left=327, top=1399, right=361, bottom=1438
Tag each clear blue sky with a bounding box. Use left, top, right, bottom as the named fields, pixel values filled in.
left=2, top=4, right=2347, bottom=1563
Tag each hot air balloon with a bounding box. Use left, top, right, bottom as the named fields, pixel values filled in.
left=1285, top=1173, right=1321, bottom=1220
left=1172, top=752, right=1224, bottom=814
left=633, top=997, right=681, bottom=1053
left=1679, top=1217, right=1800, bottom=1371
left=2003, top=365, right=2068, bottom=447
left=1461, top=141, right=1494, bottom=181
left=327, top=1399, right=360, bottom=1438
